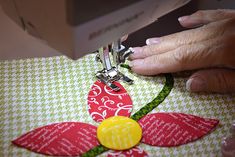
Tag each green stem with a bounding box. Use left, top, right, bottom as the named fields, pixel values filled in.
left=131, top=73, right=174, bottom=121
left=81, top=145, right=109, bottom=157
left=120, top=64, right=131, bottom=70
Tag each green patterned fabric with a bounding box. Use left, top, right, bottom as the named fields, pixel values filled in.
left=81, top=145, right=108, bottom=157
left=1, top=54, right=235, bottom=157
left=131, top=73, right=173, bottom=121
left=120, top=64, right=131, bottom=70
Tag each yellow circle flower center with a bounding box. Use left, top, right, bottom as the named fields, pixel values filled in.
left=97, top=116, right=142, bottom=150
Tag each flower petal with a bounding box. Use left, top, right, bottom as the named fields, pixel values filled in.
left=88, top=80, right=133, bottom=122
left=12, top=122, right=99, bottom=156
left=138, top=112, right=219, bottom=147
left=107, top=147, right=148, bottom=157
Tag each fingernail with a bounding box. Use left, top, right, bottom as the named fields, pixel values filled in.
left=129, top=60, right=143, bottom=67
left=186, top=78, right=206, bottom=92
left=129, top=47, right=143, bottom=57
left=129, top=61, right=133, bottom=67
left=178, top=16, right=189, bottom=22
left=146, top=38, right=160, bottom=45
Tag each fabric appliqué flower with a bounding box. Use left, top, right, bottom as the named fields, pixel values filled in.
left=12, top=74, right=219, bottom=156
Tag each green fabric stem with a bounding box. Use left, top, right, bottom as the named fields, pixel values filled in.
left=131, top=73, right=174, bottom=121
left=82, top=73, right=174, bottom=156
left=81, top=145, right=109, bottom=157
left=120, top=64, right=131, bottom=70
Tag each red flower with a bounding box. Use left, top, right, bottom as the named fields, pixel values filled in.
left=12, top=81, right=219, bottom=156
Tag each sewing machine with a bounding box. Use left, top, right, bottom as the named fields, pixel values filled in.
left=0, top=0, right=190, bottom=90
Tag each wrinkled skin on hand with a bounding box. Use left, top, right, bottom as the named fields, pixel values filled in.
left=129, top=9, right=235, bottom=93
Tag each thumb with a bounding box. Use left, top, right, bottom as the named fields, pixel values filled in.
left=178, top=9, right=235, bottom=28
left=186, top=69, right=235, bottom=93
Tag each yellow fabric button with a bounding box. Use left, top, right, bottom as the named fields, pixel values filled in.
left=97, top=116, right=142, bottom=150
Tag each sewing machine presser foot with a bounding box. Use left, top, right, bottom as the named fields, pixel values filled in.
left=96, top=68, right=133, bottom=91
left=95, top=41, right=133, bottom=91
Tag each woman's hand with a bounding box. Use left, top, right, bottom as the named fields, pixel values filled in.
left=129, top=10, right=235, bottom=93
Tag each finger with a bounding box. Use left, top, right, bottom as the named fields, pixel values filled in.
left=129, top=21, right=223, bottom=60
left=121, top=35, right=128, bottom=42
left=130, top=37, right=223, bottom=75
left=179, top=9, right=235, bottom=28
left=146, top=37, right=160, bottom=45
left=186, top=68, right=235, bottom=93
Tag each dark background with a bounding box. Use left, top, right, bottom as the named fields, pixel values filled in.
left=124, top=0, right=235, bottom=47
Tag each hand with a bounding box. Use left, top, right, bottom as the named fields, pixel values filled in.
left=129, top=10, right=235, bottom=93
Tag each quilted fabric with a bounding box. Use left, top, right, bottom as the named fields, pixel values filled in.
left=1, top=54, right=235, bottom=157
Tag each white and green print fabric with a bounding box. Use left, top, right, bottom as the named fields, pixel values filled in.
left=1, top=54, right=235, bottom=157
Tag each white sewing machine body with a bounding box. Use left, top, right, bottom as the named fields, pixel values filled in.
left=0, top=0, right=190, bottom=90
left=0, top=0, right=191, bottom=59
